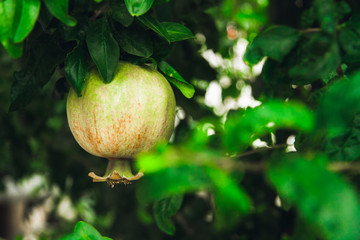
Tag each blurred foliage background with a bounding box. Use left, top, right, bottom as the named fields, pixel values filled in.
left=2, top=0, right=360, bottom=239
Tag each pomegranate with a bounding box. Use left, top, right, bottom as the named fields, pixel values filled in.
left=66, top=61, right=176, bottom=186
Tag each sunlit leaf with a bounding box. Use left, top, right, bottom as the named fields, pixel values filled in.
left=268, top=156, right=360, bottom=240
left=86, top=17, right=120, bottom=83
left=158, top=61, right=194, bottom=98
left=43, top=0, right=77, bottom=26
left=223, top=100, right=315, bottom=153
left=124, top=0, right=155, bottom=16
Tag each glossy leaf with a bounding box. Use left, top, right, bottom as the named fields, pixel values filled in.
left=60, top=221, right=112, bottom=240
left=65, top=42, right=89, bottom=97
left=158, top=61, right=195, bottom=98
left=244, top=26, right=300, bottom=64
left=153, top=195, right=184, bottom=235
left=161, top=22, right=194, bottom=42
left=223, top=100, right=315, bottom=153
left=43, top=0, right=77, bottom=26
left=138, top=14, right=170, bottom=42
left=124, top=0, right=155, bottom=16
left=268, top=156, right=360, bottom=240
left=115, top=25, right=153, bottom=58
left=12, top=0, right=40, bottom=43
left=111, top=1, right=134, bottom=27
left=86, top=17, right=120, bottom=83
left=0, top=0, right=23, bottom=57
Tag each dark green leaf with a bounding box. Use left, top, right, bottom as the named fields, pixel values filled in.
left=0, top=0, right=23, bottom=57
left=115, top=24, right=153, bottom=58
left=160, top=22, right=194, bottom=42
left=334, top=1, right=351, bottom=21
left=244, top=26, right=300, bottom=64
left=9, top=34, right=66, bottom=111
left=339, top=26, right=360, bottom=63
left=111, top=1, right=134, bottom=27
left=86, top=17, right=120, bottom=83
left=124, top=0, right=154, bottom=16
left=158, top=61, right=194, bottom=98
left=223, top=100, right=314, bottom=153
left=318, top=72, right=360, bottom=137
left=323, top=114, right=360, bottom=161
left=11, top=0, right=40, bottom=43
left=43, top=0, right=77, bottom=26
left=288, top=33, right=340, bottom=85
left=138, top=14, right=170, bottom=42
left=65, top=42, right=89, bottom=97
left=313, top=0, right=336, bottom=34
left=268, top=156, right=360, bottom=240
left=153, top=195, right=184, bottom=235
left=136, top=165, right=213, bottom=204
left=206, top=167, right=251, bottom=230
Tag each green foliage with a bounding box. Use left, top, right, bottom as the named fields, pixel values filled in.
left=60, top=221, right=112, bottom=240
left=153, top=195, right=184, bottom=235
left=268, top=155, right=360, bottom=240
left=86, top=17, right=119, bottom=83
left=124, top=0, right=154, bottom=16
left=158, top=61, right=195, bottom=98
left=42, top=0, right=77, bottom=26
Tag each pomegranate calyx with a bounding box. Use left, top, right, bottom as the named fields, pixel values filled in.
left=88, top=171, right=144, bottom=187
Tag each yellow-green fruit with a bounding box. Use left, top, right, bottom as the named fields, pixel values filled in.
left=66, top=62, right=176, bottom=185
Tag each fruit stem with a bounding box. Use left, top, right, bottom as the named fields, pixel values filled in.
left=88, top=158, right=144, bottom=187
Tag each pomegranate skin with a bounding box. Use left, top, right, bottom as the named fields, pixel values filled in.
left=66, top=62, right=176, bottom=159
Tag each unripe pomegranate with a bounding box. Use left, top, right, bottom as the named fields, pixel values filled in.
left=66, top=61, right=176, bottom=186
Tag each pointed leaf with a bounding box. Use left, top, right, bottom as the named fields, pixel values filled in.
left=153, top=195, right=183, bottom=235
left=111, top=1, right=134, bottom=27
left=115, top=25, right=152, bottom=57
left=74, top=221, right=104, bottom=239
left=158, top=61, right=194, bottom=98
left=11, top=0, right=40, bottom=43
left=86, top=17, right=120, bottom=83
left=138, top=14, right=170, bottom=42
left=65, top=42, right=89, bottom=97
left=161, top=22, right=194, bottom=42
left=124, top=0, right=155, bottom=16
left=244, top=26, right=300, bottom=64
left=43, top=0, right=77, bottom=26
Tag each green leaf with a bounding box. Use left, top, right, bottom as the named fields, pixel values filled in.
left=318, top=72, right=360, bottom=137
left=288, top=33, right=340, bottom=85
left=11, top=0, right=40, bottom=43
left=137, top=14, right=170, bottom=42
left=115, top=24, right=153, bottom=58
left=153, top=195, right=184, bottom=235
left=86, top=17, right=120, bottom=83
left=136, top=165, right=213, bottom=204
left=268, top=156, right=360, bottom=240
left=339, top=26, right=360, bottom=63
left=124, top=0, right=155, bottom=16
left=65, top=42, right=89, bottom=97
left=0, top=0, right=23, bottom=57
left=244, top=26, right=300, bottom=64
left=323, top=114, right=360, bottom=161
left=206, top=167, right=251, bottom=230
left=9, top=33, right=66, bottom=111
left=313, top=0, right=336, bottom=34
left=74, top=221, right=104, bottom=239
left=160, top=22, right=194, bottom=42
left=223, top=100, right=315, bottom=153
left=158, top=61, right=194, bottom=98
left=43, top=0, right=77, bottom=26
left=111, top=1, right=134, bottom=27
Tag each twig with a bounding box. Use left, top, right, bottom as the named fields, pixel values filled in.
left=90, top=2, right=110, bottom=21
left=236, top=144, right=288, bottom=159
left=298, top=28, right=322, bottom=33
